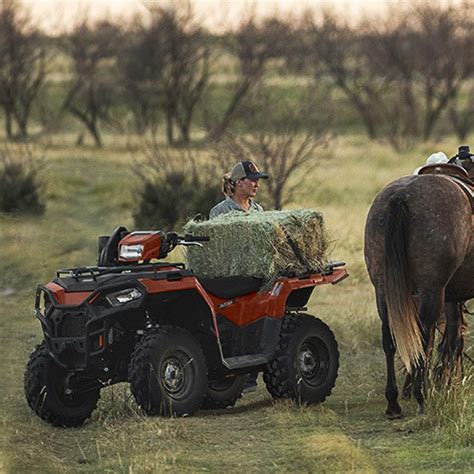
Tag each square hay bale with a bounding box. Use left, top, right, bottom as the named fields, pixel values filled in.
left=184, top=209, right=329, bottom=283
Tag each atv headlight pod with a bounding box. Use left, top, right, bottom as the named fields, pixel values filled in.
left=119, top=244, right=144, bottom=260
left=106, top=288, right=142, bottom=307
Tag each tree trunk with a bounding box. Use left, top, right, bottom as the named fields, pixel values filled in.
left=401, top=80, right=419, bottom=136
left=4, top=109, right=13, bottom=139
left=86, top=120, right=102, bottom=147
left=17, top=117, right=28, bottom=140
left=423, top=90, right=454, bottom=141
left=178, top=112, right=191, bottom=143
left=338, top=81, right=378, bottom=140
left=179, top=124, right=190, bottom=143
left=273, top=188, right=283, bottom=210
left=360, top=109, right=378, bottom=140
left=448, top=106, right=471, bottom=142
left=422, top=81, right=436, bottom=141
left=133, top=101, right=151, bottom=135
left=69, top=106, right=102, bottom=147
left=207, top=78, right=255, bottom=141
left=165, top=109, right=174, bottom=144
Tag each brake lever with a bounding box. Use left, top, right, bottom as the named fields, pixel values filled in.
left=178, top=241, right=203, bottom=248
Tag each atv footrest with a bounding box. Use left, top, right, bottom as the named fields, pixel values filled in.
left=223, top=354, right=269, bottom=370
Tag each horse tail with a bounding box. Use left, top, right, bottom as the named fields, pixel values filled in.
left=384, top=195, right=424, bottom=372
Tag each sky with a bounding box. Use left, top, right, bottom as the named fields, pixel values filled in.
left=24, top=0, right=389, bottom=33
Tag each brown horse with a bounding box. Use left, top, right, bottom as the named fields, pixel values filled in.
left=364, top=150, right=473, bottom=418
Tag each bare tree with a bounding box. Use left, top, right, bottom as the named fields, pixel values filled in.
left=348, top=15, right=424, bottom=149
left=206, top=16, right=291, bottom=140
left=407, top=3, right=473, bottom=140
left=447, top=3, right=474, bottom=141
left=118, top=5, right=210, bottom=144
left=215, top=131, right=328, bottom=210
left=304, top=12, right=386, bottom=140
left=161, top=6, right=210, bottom=144
left=63, top=19, right=120, bottom=147
left=0, top=0, right=46, bottom=140
left=368, top=3, right=473, bottom=147
left=449, top=84, right=474, bottom=141
left=307, top=4, right=474, bottom=148
left=116, top=21, right=162, bottom=135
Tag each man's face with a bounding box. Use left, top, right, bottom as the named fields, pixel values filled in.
left=238, top=178, right=260, bottom=198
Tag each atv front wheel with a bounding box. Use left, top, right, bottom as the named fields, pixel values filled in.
left=24, top=343, right=100, bottom=427
left=129, top=326, right=208, bottom=416
left=263, top=314, right=339, bottom=405
left=201, top=374, right=247, bottom=409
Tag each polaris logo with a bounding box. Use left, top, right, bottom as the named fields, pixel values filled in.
left=218, top=299, right=235, bottom=309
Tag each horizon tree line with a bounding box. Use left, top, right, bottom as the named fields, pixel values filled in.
left=0, top=0, right=473, bottom=150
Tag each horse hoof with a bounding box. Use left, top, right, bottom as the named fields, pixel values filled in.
left=401, top=391, right=411, bottom=400
left=385, top=401, right=402, bottom=419
left=386, top=411, right=403, bottom=420
left=385, top=403, right=403, bottom=419
left=417, top=405, right=425, bottom=415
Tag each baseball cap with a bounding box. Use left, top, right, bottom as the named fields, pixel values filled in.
left=230, top=161, right=269, bottom=181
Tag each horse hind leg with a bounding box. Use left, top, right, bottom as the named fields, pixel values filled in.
left=403, top=319, right=437, bottom=399
left=440, top=302, right=465, bottom=383
left=377, top=291, right=403, bottom=419
left=413, top=290, right=444, bottom=414
left=401, top=372, right=412, bottom=399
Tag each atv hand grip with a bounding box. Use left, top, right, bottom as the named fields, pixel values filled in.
left=183, top=234, right=210, bottom=242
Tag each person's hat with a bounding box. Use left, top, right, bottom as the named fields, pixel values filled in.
left=230, top=161, right=269, bottom=181
left=426, top=152, right=448, bottom=166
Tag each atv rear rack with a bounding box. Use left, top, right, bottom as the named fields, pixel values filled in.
left=322, top=261, right=346, bottom=275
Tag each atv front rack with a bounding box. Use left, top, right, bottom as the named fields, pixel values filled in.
left=56, top=262, right=186, bottom=281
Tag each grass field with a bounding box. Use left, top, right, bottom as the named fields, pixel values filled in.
left=0, top=133, right=472, bottom=472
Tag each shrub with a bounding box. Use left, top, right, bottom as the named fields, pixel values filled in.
left=0, top=147, right=44, bottom=214
left=133, top=147, right=223, bottom=231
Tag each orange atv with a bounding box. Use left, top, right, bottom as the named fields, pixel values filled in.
left=25, top=227, right=348, bottom=427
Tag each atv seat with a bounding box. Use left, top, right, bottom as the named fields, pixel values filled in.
left=197, top=276, right=265, bottom=299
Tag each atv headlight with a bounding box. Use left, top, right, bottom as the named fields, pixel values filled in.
left=106, top=288, right=142, bottom=307
left=119, top=244, right=144, bottom=260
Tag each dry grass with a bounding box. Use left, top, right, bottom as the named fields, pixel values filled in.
left=423, top=365, right=474, bottom=446
left=0, top=133, right=472, bottom=472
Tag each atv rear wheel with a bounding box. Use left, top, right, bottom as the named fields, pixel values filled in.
left=129, top=326, right=207, bottom=416
left=24, top=342, right=100, bottom=427
left=263, top=314, right=339, bottom=405
left=201, top=374, right=247, bottom=409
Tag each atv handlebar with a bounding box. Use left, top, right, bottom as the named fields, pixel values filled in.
left=165, top=232, right=209, bottom=250
left=182, top=234, right=210, bottom=242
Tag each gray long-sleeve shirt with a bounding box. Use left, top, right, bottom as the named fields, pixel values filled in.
left=209, top=196, right=263, bottom=219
